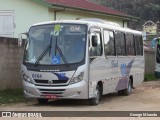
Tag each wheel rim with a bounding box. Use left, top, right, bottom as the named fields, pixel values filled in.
left=128, top=81, right=131, bottom=93
left=95, top=87, right=100, bottom=104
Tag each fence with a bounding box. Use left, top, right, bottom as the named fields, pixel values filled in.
left=144, top=49, right=155, bottom=74
left=0, top=37, right=24, bottom=90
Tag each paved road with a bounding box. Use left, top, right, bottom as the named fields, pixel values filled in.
left=1, top=81, right=160, bottom=119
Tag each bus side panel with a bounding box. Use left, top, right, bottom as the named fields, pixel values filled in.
left=105, top=57, right=134, bottom=92
left=114, top=56, right=144, bottom=89
left=89, top=56, right=144, bottom=98
left=89, top=57, right=111, bottom=98
left=132, top=56, right=144, bottom=87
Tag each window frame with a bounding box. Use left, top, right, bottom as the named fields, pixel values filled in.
left=0, top=10, right=14, bottom=37
left=134, top=35, right=143, bottom=56
left=103, top=29, right=116, bottom=56
left=125, top=33, right=136, bottom=56
left=89, top=28, right=103, bottom=57
left=114, top=31, right=126, bottom=56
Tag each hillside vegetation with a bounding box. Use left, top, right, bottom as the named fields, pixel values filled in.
left=90, top=0, right=160, bottom=29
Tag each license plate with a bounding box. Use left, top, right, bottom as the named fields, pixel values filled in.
left=45, top=95, right=57, bottom=99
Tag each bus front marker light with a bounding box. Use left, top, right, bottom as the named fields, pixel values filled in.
left=23, top=74, right=32, bottom=84
left=79, top=72, right=84, bottom=80
left=77, top=72, right=84, bottom=80
left=80, top=72, right=84, bottom=76
left=78, top=75, right=83, bottom=80
left=73, top=77, right=79, bottom=83
left=24, top=90, right=29, bottom=94
left=69, top=72, right=84, bottom=84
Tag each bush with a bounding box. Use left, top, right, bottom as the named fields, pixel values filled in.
left=0, top=89, right=25, bottom=105
left=144, top=73, right=157, bottom=82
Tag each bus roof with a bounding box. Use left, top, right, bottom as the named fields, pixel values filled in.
left=32, top=19, right=142, bottom=35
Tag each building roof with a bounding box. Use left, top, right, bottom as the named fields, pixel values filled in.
left=42, top=0, right=138, bottom=21
left=142, top=20, right=157, bottom=27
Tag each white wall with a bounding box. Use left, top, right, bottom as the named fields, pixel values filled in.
left=0, top=0, right=128, bottom=38
left=0, top=0, right=49, bottom=38
left=49, top=10, right=126, bottom=27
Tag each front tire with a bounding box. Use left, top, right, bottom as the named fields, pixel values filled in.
left=89, top=85, right=101, bottom=105
left=37, top=98, right=48, bottom=104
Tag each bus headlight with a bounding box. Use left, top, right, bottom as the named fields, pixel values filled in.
left=22, top=73, right=33, bottom=84
left=69, top=72, right=84, bottom=84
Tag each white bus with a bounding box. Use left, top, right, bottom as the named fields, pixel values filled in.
left=20, top=19, right=144, bottom=105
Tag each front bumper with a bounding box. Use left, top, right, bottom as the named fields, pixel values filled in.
left=23, top=80, right=88, bottom=99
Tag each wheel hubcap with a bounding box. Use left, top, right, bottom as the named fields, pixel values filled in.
left=128, top=81, right=131, bottom=93
left=95, top=88, right=99, bottom=103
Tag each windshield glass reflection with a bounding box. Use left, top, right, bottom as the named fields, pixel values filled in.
left=24, top=24, right=87, bottom=65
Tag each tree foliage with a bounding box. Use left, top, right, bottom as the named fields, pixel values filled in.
left=90, top=0, right=160, bottom=29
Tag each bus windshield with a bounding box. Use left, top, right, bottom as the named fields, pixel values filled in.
left=24, top=24, right=87, bottom=65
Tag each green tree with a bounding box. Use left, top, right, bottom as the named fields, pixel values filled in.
left=90, top=0, right=160, bottom=30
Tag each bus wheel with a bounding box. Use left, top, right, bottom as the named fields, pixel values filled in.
left=118, top=90, right=123, bottom=95
left=89, top=85, right=101, bottom=105
left=123, top=80, right=132, bottom=96
left=37, top=98, right=48, bottom=104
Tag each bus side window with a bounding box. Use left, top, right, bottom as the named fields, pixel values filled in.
left=115, top=31, right=126, bottom=56
left=89, top=32, right=102, bottom=57
left=135, top=35, right=143, bottom=56
left=104, top=30, right=115, bottom=56
left=126, top=33, right=135, bottom=56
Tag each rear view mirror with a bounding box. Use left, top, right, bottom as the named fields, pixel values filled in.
left=92, top=35, right=98, bottom=47
left=18, top=36, right=22, bottom=47
left=18, top=32, right=28, bottom=47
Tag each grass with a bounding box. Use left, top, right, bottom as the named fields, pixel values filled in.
left=144, top=73, right=157, bottom=82
left=0, top=89, right=25, bottom=105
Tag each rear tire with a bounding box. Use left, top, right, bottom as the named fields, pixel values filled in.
left=89, top=85, right=101, bottom=105
left=37, top=99, right=48, bottom=104
left=118, top=90, right=123, bottom=95
left=122, top=80, right=132, bottom=96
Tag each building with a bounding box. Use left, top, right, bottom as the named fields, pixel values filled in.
left=142, top=20, right=157, bottom=35
left=156, top=21, right=160, bottom=35
left=0, top=0, right=138, bottom=38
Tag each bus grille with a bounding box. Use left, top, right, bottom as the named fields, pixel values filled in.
left=34, top=79, right=68, bottom=84
left=38, top=89, right=65, bottom=95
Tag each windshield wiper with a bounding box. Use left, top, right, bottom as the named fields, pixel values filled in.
left=34, top=45, right=51, bottom=66
left=34, top=36, right=53, bottom=66
left=55, top=45, right=69, bottom=66
left=34, top=36, right=69, bottom=66
left=55, top=37, right=69, bottom=67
